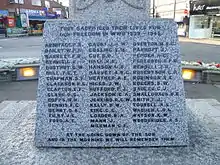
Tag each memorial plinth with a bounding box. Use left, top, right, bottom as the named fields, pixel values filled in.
left=35, top=19, right=189, bottom=147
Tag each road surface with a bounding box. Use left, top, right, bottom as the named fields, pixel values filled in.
left=0, top=37, right=41, bottom=59
left=0, top=37, right=220, bottom=63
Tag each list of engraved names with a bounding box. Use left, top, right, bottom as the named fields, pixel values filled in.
left=44, top=23, right=182, bottom=143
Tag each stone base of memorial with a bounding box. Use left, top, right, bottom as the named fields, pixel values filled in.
left=0, top=100, right=219, bottom=164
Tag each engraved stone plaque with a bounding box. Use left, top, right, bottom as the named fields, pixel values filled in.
left=35, top=19, right=189, bottom=147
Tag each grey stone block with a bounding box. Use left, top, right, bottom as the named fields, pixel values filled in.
left=203, top=70, right=220, bottom=84
left=69, top=0, right=150, bottom=20
left=35, top=19, right=188, bottom=147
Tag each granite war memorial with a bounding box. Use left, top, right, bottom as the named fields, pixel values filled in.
left=35, top=0, right=189, bottom=147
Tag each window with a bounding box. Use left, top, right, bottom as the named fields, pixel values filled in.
left=194, top=16, right=211, bottom=29
left=9, top=0, right=24, bottom=4
left=32, top=0, right=42, bottom=6
left=45, top=1, right=50, bottom=9
left=212, top=16, right=220, bottom=34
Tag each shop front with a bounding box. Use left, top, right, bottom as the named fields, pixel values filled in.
left=0, top=10, right=9, bottom=37
left=20, top=9, right=45, bottom=35
left=189, top=0, right=220, bottom=39
left=20, top=9, right=57, bottom=36
left=0, top=10, right=27, bottom=38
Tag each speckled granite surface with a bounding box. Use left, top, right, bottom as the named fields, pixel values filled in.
left=0, top=100, right=220, bottom=165
left=35, top=19, right=188, bottom=147
left=69, top=0, right=150, bottom=20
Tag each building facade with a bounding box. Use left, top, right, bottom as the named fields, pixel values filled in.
left=151, top=0, right=189, bottom=21
left=189, top=0, right=220, bottom=38
left=152, top=0, right=220, bottom=38
left=0, top=0, right=67, bottom=18
left=151, top=0, right=189, bottom=36
left=0, top=0, right=68, bottom=37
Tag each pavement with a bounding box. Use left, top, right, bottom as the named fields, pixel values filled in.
left=0, top=37, right=220, bottom=63
left=179, top=37, right=220, bottom=45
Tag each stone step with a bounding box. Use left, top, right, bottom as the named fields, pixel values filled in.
left=0, top=101, right=29, bottom=118
left=0, top=101, right=17, bottom=114
left=186, top=99, right=220, bottom=125
left=0, top=101, right=34, bottom=131
left=0, top=119, right=8, bottom=130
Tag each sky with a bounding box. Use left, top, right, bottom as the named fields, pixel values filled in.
left=60, top=0, right=69, bottom=6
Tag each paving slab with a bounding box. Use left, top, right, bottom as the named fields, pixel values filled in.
left=0, top=101, right=17, bottom=113
left=186, top=99, right=220, bottom=118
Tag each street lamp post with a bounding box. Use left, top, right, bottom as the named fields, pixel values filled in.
left=153, top=0, right=155, bottom=18
left=18, top=0, right=21, bottom=15
left=174, top=0, right=177, bottom=20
